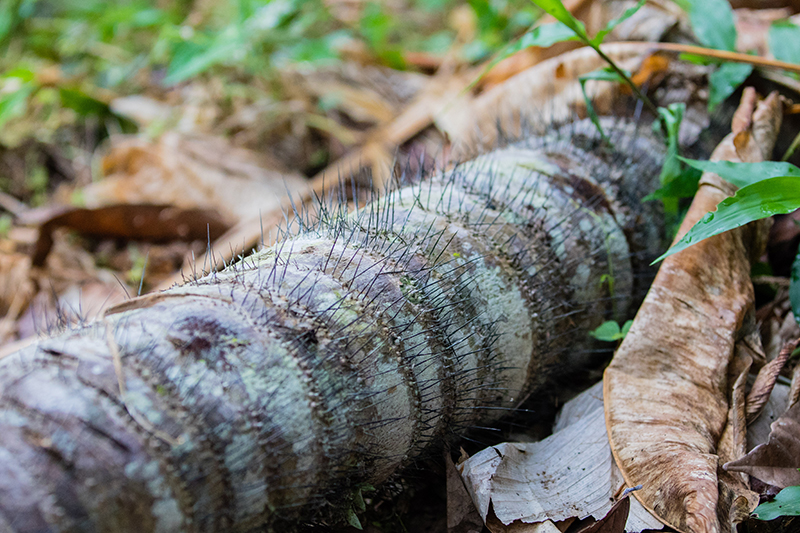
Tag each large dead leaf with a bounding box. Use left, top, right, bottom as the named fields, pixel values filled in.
left=604, top=89, right=783, bottom=533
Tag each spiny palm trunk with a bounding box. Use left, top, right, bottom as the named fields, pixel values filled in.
left=1, top=118, right=667, bottom=532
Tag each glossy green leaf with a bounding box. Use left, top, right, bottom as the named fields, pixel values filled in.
left=708, top=62, right=753, bottom=111
left=346, top=507, right=363, bottom=529
left=654, top=177, right=800, bottom=263
left=754, top=485, right=800, bottom=520
left=769, top=21, right=800, bottom=65
left=678, top=159, right=800, bottom=188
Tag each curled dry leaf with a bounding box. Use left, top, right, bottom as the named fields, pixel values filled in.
left=575, top=493, right=631, bottom=533
left=604, top=89, right=783, bottom=533
left=723, top=400, right=800, bottom=488
left=746, top=338, right=799, bottom=423
left=459, top=382, right=663, bottom=533
left=27, top=205, right=230, bottom=267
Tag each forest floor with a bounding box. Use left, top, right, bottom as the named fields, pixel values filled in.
left=2, top=1, right=800, bottom=532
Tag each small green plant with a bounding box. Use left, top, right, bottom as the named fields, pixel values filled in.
left=590, top=320, right=633, bottom=342
left=754, top=485, right=800, bottom=520
left=516, top=0, right=702, bottom=216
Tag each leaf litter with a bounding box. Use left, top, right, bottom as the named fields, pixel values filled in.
left=2, top=1, right=800, bottom=531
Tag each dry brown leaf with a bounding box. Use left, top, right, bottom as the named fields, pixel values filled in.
left=604, top=89, right=783, bottom=533
left=0, top=252, right=34, bottom=343
left=575, top=495, right=631, bottom=533
left=747, top=338, right=799, bottom=423
left=27, top=205, right=230, bottom=267
left=440, top=42, right=687, bottom=159
left=716, top=352, right=756, bottom=531
left=81, top=132, right=307, bottom=287
left=89, top=132, right=305, bottom=225
left=724, top=401, right=800, bottom=488
left=459, top=382, right=664, bottom=533
left=791, top=364, right=800, bottom=406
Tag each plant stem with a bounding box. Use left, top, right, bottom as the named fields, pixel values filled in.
left=590, top=44, right=660, bottom=118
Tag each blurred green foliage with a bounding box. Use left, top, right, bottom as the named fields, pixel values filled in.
left=0, top=0, right=538, bottom=200
left=0, top=0, right=539, bottom=125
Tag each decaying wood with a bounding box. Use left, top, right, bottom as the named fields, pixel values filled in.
left=0, top=117, right=671, bottom=532
left=604, top=89, right=784, bottom=533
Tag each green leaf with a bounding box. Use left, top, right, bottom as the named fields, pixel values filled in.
left=708, top=62, right=753, bottom=111
left=353, top=487, right=366, bottom=512
left=4, top=67, right=36, bottom=83
left=165, top=26, right=246, bottom=84
left=678, top=159, right=800, bottom=188
left=59, top=87, right=110, bottom=117
left=580, top=68, right=627, bottom=83
left=769, top=21, right=800, bottom=65
left=346, top=508, right=363, bottom=529
left=0, top=82, right=34, bottom=128
left=529, top=0, right=588, bottom=41
left=754, top=485, right=800, bottom=520
left=621, top=320, right=633, bottom=337
left=643, top=167, right=701, bottom=201
left=590, top=320, right=623, bottom=342
left=792, top=251, right=800, bottom=327
left=653, top=103, right=689, bottom=212
left=591, top=0, right=646, bottom=46
left=678, top=0, right=737, bottom=51
left=657, top=103, right=684, bottom=180
left=654, top=176, right=800, bottom=263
